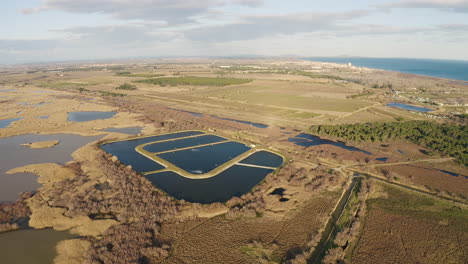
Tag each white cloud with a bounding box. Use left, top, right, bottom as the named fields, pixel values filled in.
left=21, top=0, right=265, bottom=25
left=381, top=0, right=468, bottom=12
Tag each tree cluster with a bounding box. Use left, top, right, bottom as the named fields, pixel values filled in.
left=311, top=121, right=468, bottom=166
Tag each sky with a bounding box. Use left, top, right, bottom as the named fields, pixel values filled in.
left=1, top=0, right=468, bottom=64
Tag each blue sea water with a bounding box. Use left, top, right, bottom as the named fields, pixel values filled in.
left=304, top=57, right=468, bottom=82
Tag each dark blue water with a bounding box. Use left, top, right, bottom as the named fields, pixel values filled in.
left=304, top=57, right=468, bottom=81
left=100, top=131, right=205, bottom=173
left=145, top=165, right=273, bottom=203
left=143, top=135, right=227, bottom=153
left=157, top=141, right=251, bottom=174
left=376, top=157, right=388, bottom=162
left=101, top=127, right=142, bottom=135
left=289, top=133, right=372, bottom=155
left=170, top=108, right=269, bottom=128
left=0, top=118, right=23, bottom=128
left=386, top=102, right=434, bottom=112
left=169, top=108, right=203, bottom=117
left=67, top=111, right=117, bottom=122
left=439, top=170, right=459, bottom=177
left=212, top=115, right=269, bottom=128
left=239, top=150, right=284, bottom=167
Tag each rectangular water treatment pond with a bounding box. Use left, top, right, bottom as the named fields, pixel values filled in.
left=100, top=130, right=284, bottom=203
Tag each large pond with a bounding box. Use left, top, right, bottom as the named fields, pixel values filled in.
left=100, top=131, right=205, bottom=173
left=386, top=102, right=434, bottom=112
left=145, top=165, right=274, bottom=203
left=157, top=141, right=251, bottom=174
left=0, top=118, right=23, bottom=129
left=0, top=134, right=102, bottom=202
left=67, top=111, right=117, bottom=122
left=288, top=133, right=372, bottom=155
left=238, top=150, right=284, bottom=168
left=143, top=134, right=227, bottom=153
left=100, top=131, right=284, bottom=203
left=0, top=229, right=75, bottom=264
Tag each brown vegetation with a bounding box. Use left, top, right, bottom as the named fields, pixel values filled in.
left=348, top=182, right=468, bottom=264
left=0, top=192, right=32, bottom=233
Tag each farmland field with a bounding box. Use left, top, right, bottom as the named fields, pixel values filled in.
left=347, top=182, right=468, bottom=264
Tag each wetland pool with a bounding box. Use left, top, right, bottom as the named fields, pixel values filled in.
left=288, top=133, right=372, bottom=155
left=0, top=134, right=102, bottom=202
left=67, top=111, right=117, bottom=122
left=101, top=126, right=142, bottom=135
left=170, top=108, right=269, bottom=128
left=0, top=229, right=75, bottom=264
left=386, top=102, right=434, bottom=112
left=0, top=118, right=23, bottom=129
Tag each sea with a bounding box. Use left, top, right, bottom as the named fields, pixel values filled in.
left=303, top=57, right=468, bottom=82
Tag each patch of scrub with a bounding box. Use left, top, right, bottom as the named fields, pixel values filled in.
left=288, top=133, right=372, bottom=155
left=21, top=140, right=60, bottom=149
left=386, top=102, right=434, bottom=112
left=145, top=165, right=273, bottom=203
left=143, top=134, right=227, bottom=153
left=101, top=126, right=142, bottom=135
left=0, top=229, right=75, bottom=264
left=0, top=134, right=102, bottom=202
left=67, top=111, right=117, bottom=122
left=156, top=141, right=251, bottom=174
left=0, top=118, right=23, bottom=128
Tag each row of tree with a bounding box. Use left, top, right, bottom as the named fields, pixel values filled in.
left=310, top=121, right=468, bottom=166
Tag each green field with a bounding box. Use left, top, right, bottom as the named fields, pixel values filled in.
left=135, top=76, right=251, bottom=86
left=195, top=88, right=371, bottom=112
left=115, top=72, right=165, bottom=78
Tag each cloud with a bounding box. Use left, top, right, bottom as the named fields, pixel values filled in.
left=381, top=0, right=468, bottom=12
left=231, top=0, right=263, bottom=7
left=53, top=24, right=179, bottom=45
left=22, top=0, right=225, bottom=25
left=0, top=39, right=60, bottom=51
left=185, top=10, right=371, bottom=41
left=21, top=0, right=264, bottom=25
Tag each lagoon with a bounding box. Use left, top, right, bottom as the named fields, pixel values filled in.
left=0, top=118, right=23, bottom=129
left=0, top=134, right=102, bottom=202
left=67, top=111, right=117, bottom=122
left=386, top=102, right=434, bottom=112
left=289, top=133, right=372, bottom=155
left=0, top=229, right=75, bottom=264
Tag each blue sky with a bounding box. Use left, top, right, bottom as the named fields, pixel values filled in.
left=1, top=0, right=468, bottom=64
